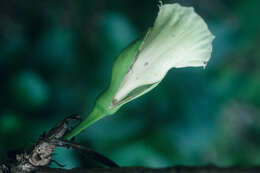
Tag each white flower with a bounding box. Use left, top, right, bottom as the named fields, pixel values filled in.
left=64, top=3, right=215, bottom=139
left=111, top=3, right=214, bottom=107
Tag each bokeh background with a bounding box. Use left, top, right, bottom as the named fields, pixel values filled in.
left=0, top=0, right=260, bottom=169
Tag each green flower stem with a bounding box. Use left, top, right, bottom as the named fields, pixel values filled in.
left=64, top=38, right=144, bottom=140
left=64, top=105, right=108, bottom=140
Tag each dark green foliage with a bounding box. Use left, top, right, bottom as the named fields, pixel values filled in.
left=0, top=0, right=260, bottom=169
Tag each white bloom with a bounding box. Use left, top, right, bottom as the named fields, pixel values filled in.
left=64, top=3, right=215, bottom=139
left=111, top=3, right=214, bottom=107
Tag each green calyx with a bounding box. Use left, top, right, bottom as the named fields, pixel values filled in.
left=64, top=36, right=145, bottom=139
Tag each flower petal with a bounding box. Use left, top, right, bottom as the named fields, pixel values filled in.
left=113, top=3, right=214, bottom=105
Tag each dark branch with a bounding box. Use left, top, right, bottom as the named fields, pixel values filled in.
left=36, top=166, right=260, bottom=173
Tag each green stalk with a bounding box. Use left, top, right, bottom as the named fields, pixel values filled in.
left=64, top=37, right=144, bottom=140
left=64, top=105, right=108, bottom=140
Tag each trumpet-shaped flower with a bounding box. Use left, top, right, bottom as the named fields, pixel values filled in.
left=65, top=3, right=214, bottom=139
left=111, top=3, right=214, bottom=107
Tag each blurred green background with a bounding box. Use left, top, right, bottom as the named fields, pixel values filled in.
left=0, top=0, right=260, bottom=169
